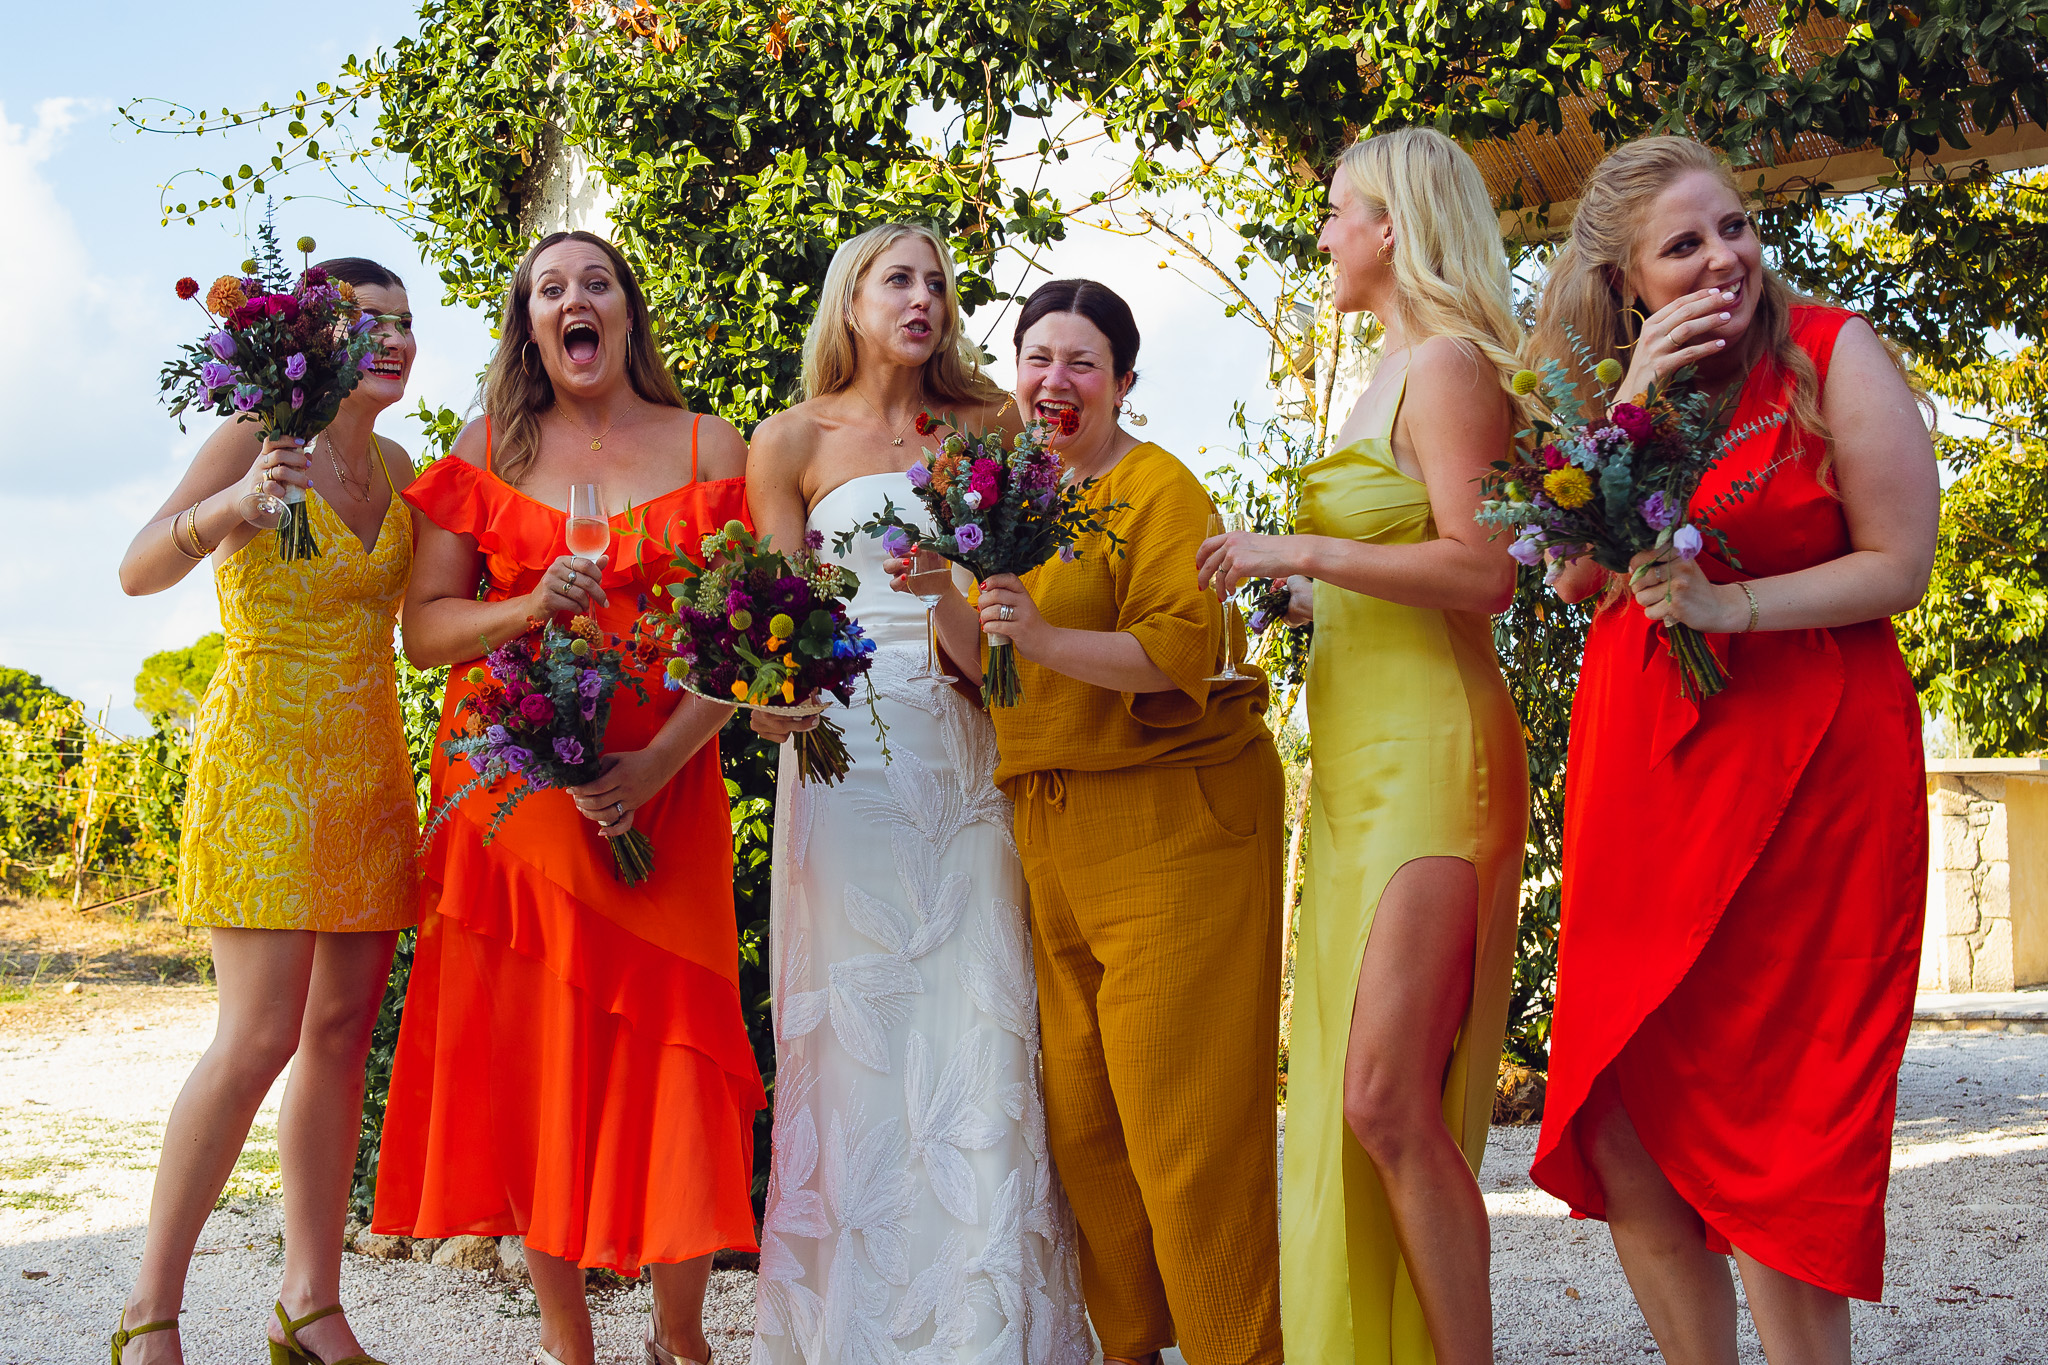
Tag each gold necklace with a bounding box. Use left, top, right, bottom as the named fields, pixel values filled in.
left=851, top=385, right=918, bottom=447
left=321, top=435, right=373, bottom=503
left=566, top=406, right=618, bottom=451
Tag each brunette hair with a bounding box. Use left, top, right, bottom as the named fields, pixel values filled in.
left=1525, top=135, right=1926, bottom=478
left=480, top=231, right=684, bottom=485
left=1012, top=279, right=1141, bottom=389
left=314, top=257, right=404, bottom=292
left=801, top=223, right=1007, bottom=406
left=1334, top=127, right=1535, bottom=425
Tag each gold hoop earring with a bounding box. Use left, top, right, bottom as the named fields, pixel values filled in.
left=1616, top=304, right=1649, bottom=352
left=521, top=340, right=540, bottom=374
left=1378, top=241, right=1395, bottom=264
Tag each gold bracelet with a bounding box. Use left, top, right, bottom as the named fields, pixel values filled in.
left=1739, top=581, right=1760, bottom=633
left=170, top=507, right=205, bottom=560
left=185, top=504, right=216, bottom=558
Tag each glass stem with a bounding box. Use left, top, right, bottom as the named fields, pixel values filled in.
left=926, top=605, right=940, bottom=678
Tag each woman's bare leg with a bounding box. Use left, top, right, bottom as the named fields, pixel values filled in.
left=648, top=1255, right=715, bottom=1362
left=1734, top=1249, right=1850, bottom=1365
left=529, top=1247, right=595, bottom=1365
left=120, top=929, right=318, bottom=1363
left=268, top=930, right=400, bottom=1361
left=1584, top=1079, right=1739, bottom=1365
left=1343, top=856, right=1491, bottom=1365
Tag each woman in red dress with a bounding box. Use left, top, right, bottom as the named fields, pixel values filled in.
left=372, top=232, right=763, bottom=1365
left=1530, top=137, right=1938, bottom=1364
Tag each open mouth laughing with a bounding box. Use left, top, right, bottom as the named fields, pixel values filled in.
left=564, top=320, right=602, bottom=365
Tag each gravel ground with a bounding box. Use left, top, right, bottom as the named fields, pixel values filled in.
left=2, top=986, right=2042, bottom=1363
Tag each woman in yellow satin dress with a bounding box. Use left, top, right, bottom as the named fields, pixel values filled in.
left=1199, top=128, right=1530, bottom=1364
left=113, top=259, right=420, bottom=1365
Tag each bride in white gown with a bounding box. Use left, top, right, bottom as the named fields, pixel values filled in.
left=745, top=223, right=1088, bottom=1365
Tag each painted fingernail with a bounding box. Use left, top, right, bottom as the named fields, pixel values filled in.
left=1719, top=313, right=1730, bottom=320
left=1715, top=339, right=1726, bottom=347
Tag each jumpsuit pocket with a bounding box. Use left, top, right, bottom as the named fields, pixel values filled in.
left=1191, top=760, right=1259, bottom=843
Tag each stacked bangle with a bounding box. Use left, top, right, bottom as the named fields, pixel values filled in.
left=173, top=503, right=216, bottom=561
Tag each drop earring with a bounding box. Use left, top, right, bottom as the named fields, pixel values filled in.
left=1378, top=240, right=1395, bottom=264
left=1120, top=399, right=1148, bottom=427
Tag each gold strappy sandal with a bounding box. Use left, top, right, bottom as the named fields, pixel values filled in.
left=111, top=1308, right=178, bottom=1364
left=269, top=1302, right=386, bottom=1365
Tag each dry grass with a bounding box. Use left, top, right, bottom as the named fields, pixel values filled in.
left=0, top=892, right=213, bottom=1030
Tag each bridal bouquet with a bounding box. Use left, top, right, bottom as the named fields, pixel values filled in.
left=643, top=520, right=878, bottom=786
left=833, top=414, right=1126, bottom=706
left=423, top=618, right=655, bottom=883
left=159, top=219, right=386, bottom=562
left=1476, top=354, right=1785, bottom=701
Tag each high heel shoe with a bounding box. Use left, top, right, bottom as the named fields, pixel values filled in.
left=269, top=1302, right=386, bottom=1365
left=645, top=1336, right=706, bottom=1365
left=112, top=1308, right=178, bottom=1363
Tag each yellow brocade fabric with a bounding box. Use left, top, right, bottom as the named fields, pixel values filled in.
left=178, top=447, right=419, bottom=932
left=1282, top=378, right=1528, bottom=1363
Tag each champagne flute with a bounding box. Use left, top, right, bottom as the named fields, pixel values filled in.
left=566, top=483, right=610, bottom=560
left=907, top=546, right=956, bottom=683
left=1205, top=510, right=1248, bottom=683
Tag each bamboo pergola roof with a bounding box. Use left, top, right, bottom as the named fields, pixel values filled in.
left=1466, top=8, right=2048, bottom=237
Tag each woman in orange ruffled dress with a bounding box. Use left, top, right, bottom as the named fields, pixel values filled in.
left=371, top=231, right=763, bottom=1365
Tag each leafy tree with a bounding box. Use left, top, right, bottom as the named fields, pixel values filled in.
left=0, top=665, right=69, bottom=725
left=134, top=634, right=225, bottom=735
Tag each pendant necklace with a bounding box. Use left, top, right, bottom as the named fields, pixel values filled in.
left=569, top=407, right=618, bottom=451
left=320, top=434, right=373, bottom=502
left=853, top=385, right=917, bottom=447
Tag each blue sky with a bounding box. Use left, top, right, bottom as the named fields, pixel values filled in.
left=2, top=3, right=1286, bottom=732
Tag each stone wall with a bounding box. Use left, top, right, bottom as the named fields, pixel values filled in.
left=1922, top=763, right=2048, bottom=993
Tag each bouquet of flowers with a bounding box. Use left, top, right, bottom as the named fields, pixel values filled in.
left=1244, top=578, right=1297, bottom=635
left=833, top=414, right=1126, bottom=706
left=158, top=217, right=386, bottom=562
left=1476, top=353, right=1785, bottom=702
left=642, top=519, right=879, bottom=786
left=423, top=618, right=656, bottom=883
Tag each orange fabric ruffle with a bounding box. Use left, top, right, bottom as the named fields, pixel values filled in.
left=373, top=444, right=762, bottom=1273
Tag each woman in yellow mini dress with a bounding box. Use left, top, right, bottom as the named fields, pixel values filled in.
left=1200, top=128, right=1530, bottom=1365
left=926, top=279, right=1286, bottom=1365
left=113, top=259, right=421, bottom=1365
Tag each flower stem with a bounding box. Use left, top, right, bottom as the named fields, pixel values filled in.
left=983, top=639, right=1022, bottom=708
left=793, top=717, right=853, bottom=786
left=607, top=827, right=655, bottom=885
left=277, top=498, right=320, bottom=563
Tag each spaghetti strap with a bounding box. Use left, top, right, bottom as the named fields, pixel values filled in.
left=1377, top=367, right=1409, bottom=441
left=690, top=413, right=701, bottom=483
left=370, top=433, right=397, bottom=493
left=484, top=416, right=495, bottom=475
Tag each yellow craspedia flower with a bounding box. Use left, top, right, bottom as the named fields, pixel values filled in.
left=569, top=638, right=591, bottom=657
left=1511, top=369, right=1541, bottom=396
left=768, top=613, right=795, bottom=639
left=1544, top=466, right=1594, bottom=509
left=665, top=658, right=688, bottom=681
left=1594, top=357, right=1625, bottom=385
left=731, top=679, right=750, bottom=699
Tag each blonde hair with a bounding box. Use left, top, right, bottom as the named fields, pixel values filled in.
left=481, top=231, right=685, bottom=486
left=1527, top=136, right=1852, bottom=460
left=1337, top=127, right=1536, bottom=425
left=800, top=223, right=1007, bottom=406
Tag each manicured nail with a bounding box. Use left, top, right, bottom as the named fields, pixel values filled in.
left=1719, top=312, right=1730, bottom=320
left=1715, top=339, right=1726, bottom=347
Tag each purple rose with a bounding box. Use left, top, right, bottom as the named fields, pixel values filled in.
left=954, top=522, right=984, bottom=553
left=881, top=526, right=912, bottom=557
left=284, top=352, right=308, bottom=381
left=1673, top=524, right=1704, bottom=561
left=581, top=698, right=598, bottom=719
left=357, top=349, right=377, bottom=372
left=484, top=724, right=510, bottom=746
left=1059, top=542, right=1078, bottom=563
left=206, top=331, right=236, bottom=360
left=1248, top=610, right=1271, bottom=632
left=553, top=735, right=585, bottom=765
left=199, top=359, right=236, bottom=393
left=1639, top=490, right=1677, bottom=531
left=290, top=387, right=305, bottom=410
left=350, top=312, right=376, bottom=335
left=502, top=745, right=534, bottom=773
left=1508, top=529, right=1544, bottom=566
left=905, top=462, right=932, bottom=488
left=231, top=384, right=263, bottom=412
left=577, top=670, right=604, bottom=700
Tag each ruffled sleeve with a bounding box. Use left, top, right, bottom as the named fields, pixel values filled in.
left=403, top=455, right=517, bottom=554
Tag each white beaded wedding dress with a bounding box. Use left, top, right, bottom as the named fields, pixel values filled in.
left=752, top=473, right=1089, bottom=1365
